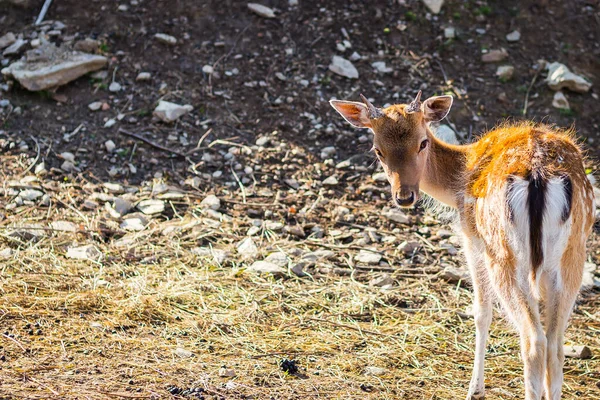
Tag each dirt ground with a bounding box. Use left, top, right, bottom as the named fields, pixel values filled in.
left=0, top=0, right=599, bottom=399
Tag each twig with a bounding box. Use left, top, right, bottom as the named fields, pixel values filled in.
left=1, top=333, right=27, bottom=353
left=305, top=317, right=387, bottom=337
left=20, top=135, right=41, bottom=176
left=183, top=128, right=212, bottom=156
left=230, top=164, right=247, bottom=204
left=118, top=128, right=186, bottom=157
left=522, top=65, right=543, bottom=116
left=433, top=58, right=449, bottom=84
left=35, top=0, right=53, bottom=25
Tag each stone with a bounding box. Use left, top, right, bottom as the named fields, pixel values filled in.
left=433, top=124, right=459, bottom=144
left=154, top=33, right=177, bottom=45
left=369, top=274, right=394, bottom=288
left=137, top=199, right=165, bottom=215
left=18, top=189, right=43, bottom=201
left=50, top=221, right=78, bottom=232
left=291, top=262, right=308, bottom=277
left=104, top=182, right=124, bottom=193
left=237, top=237, right=259, bottom=260
left=364, top=366, right=388, bottom=376
left=248, top=261, right=286, bottom=276
left=264, top=252, right=288, bottom=267
left=218, top=367, right=236, bottom=377
left=481, top=48, right=508, bottom=63
left=104, top=118, right=116, bottom=128
left=444, top=27, right=456, bottom=39
left=371, top=61, right=393, bottom=73
left=552, top=91, right=569, bottom=110
left=372, top=172, right=387, bottom=182
left=191, top=247, right=228, bottom=264
left=383, top=209, right=410, bottom=224
left=1, top=42, right=108, bottom=91
left=174, top=347, right=193, bottom=358
left=422, top=0, right=443, bottom=14
left=398, top=240, right=420, bottom=255
left=66, top=245, right=103, bottom=261
left=441, top=265, right=470, bottom=283
left=0, top=33, right=16, bottom=50
left=506, top=30, right=521, bottom=42
left=113, top=197, right=133, bottom=216
left=581, top=262, right=599, bottom=291
left=88, top=101, right=102, bottom=111
left=545, top=62, right=592, bottom=93
left=247, top=3, right=275, bottom=18
left=105, top=140, right=116, bottom=152
left=202, top=65, right=214, bottom=74
left=73, top=38, right=101, bottom=53
left=153, top=100, right=193, bottom=123
left=120, top=217, right=147, bottom=231
left=0, top=248, right=14, bottom=259
left=3, top=38, right=27, bottom=56
left=322, top=175, right=338, bottom=186
left=564, top=345, right=592, bottom=359
left=355, top=250, right=382, bottom=265
left=61, top=161, right=76, bottom=172
left=320, top=146, right=336, bottom=159
left=284, top=225, right=305, bottom=238
left=136, top=72, right=151, bottom=81
left=329, top=56, right=359, bottom=79
left=108, top=82, right=121, bottom=92
left=496, top=65, right=514, bottom=80
left=200, top=194, right=220, bottom=210
left=302, top=250, right=335, bottom=262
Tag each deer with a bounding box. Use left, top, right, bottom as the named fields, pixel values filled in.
left=330, top=91, right=595, bottom=400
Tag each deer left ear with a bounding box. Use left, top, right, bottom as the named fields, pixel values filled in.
left=329, top=100, right=372, bottom=129
left=422, top=95, right=453, bottom=122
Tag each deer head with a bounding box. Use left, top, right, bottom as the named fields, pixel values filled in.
left=330, top=92, right=453, bottom=207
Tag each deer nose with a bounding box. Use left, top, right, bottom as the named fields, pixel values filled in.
left=395, top=191, right=415, bottom=207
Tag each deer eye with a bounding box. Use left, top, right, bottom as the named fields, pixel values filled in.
left=419, top=139, right=429, bottom=152
left=374, top=148, right=383, bottom=158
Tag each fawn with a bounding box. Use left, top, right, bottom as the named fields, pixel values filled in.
left=330, top=92, right=595, bottom=400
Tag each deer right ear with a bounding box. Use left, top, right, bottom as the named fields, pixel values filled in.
left=329, top=100, right=372, bottom=129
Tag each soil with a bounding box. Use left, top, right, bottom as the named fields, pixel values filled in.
left=0, top=1, right=599, bottom=399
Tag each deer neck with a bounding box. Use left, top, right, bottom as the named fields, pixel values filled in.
left=420, top=132, right=468, bottom=208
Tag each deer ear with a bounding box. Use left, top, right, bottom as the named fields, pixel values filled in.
left=329, top=100, right=372, bottom=129
left=422, top=95, right=453, bottom=122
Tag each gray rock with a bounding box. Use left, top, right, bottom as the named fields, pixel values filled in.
left=422, top=0, right=443, bottom=13
left=545, top=62, right=592, bottom=93
left=88, top=101, right=102, bottom=111
left=120, top=217, right=147, bottom=231
left=137, top=199, right=165, bottom=215
left=174, top=347, right=193, bottom=358
left=506, top=30, right=521, bottom=42
left=364, top=366, right=388, bottom=376
left=3, top=38, right=27, bottom=56
left=104, top=118, right=116, bottom=128
left=444, top=27, right=456, bottom=39
left=581, top=262, right=599, bottom=291
left=248, top=261, right=286, bottom=276
left=104, top=182, right=125, bottom=193
left=322, top=175, right=338, bottom=186
left=1, top=42, right=107, bottom=91
left=264, top=252, right=288, bottom=267
left=441, top=265, right=470, bottom=283
left=302, top=250, right=335, bottom=262
left=237, top=237, right=259, bottom=259
left=192, top=247, right=228, bottom=264
left=200, top=194, right=220, bottom=210
left=73, top=38, right=100, bottom=53
left=291, top=262, right=308, bottom=277
left=218, top=367, right=236, bottom=377
left=329, top=56, right=358, bottom=79
left=369, top=274, right=394, bottom=288
left=61, top=160, right=76, bottom=172
left=0, top=33, right=16, bottom=50
left=0, top=248, right=14, bottom=258
left=552, top=91, right=569, bottom=110
left=496, top=65, right=514, bottom=80
left=113, top=197, right=134, bottom=216
left=433, top=124, right=459, bottom=144
left=247, top=3, right=275, bottom=18
left=320, top=146, right=336, bottom=159
left=355, top=250, right=382, bottom=265
left=50, top=221, right=78, bottom=232
left=372, top=172, right=387, bottom=182
left=481, top=48, right=508, bottom=63
left=18, top=189, right=43, bottom=201
left=136, top=72, right=151, bottom=81
left=108, top=82, right=121, bottom=92
left=154, top=33, right=177, bottom=45
left=398, top=240, right=420, bottom=255
left=153, top=100, right=193, bottom=123
left=564, top=344, right=592, bottom=359
left=105, top=139, right=116, bottom=152
left=371, top=61, right=393, bottom=73
left=383, top=209, right=410, bottom=224
left=66, top=245, right=103, bottom=261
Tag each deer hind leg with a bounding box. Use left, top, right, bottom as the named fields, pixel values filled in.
left=464, top=238, right=492, bottom=400
left=487, top=257, right=546, bottom=400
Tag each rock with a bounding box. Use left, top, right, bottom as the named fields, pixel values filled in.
left=237, top=237, right=259, bottom=260
left=0, top=33, right=16, bottom=50
left=105, top=140, right=116, bottom=152
left=137, top=199, right=165, bottom=215
left=153, top=100, right=193, bottom=123
left=372, top=172, right=387, bottom=182
left=481, top=48, right=508, bottom=63
left=369, top=274, right=394, bottom=288
left=545, top=62, right=592, bottom=93
left=349, top=51, right=361, bottom=61
left=3, top=38, right=27, bottom=56
left=247, top=3, right=275, bottom=18
left=104, top=182, right=125, bottom=193
left=441, top=265, right=470, bottom=283
left=201, top=194, right=221, bottom=210
left=202, top=65, right=214, bottom=74
left=154, top=33, right=177, bottom=45
left=552, top=91, right=570, bottom=110
left=329, top=56, right=359, bottom=79
left=355, top=250, right=382, bottom=265
left=364, top=366, right=388, bottom=376
left=291, top=262, right=308, bottom=277
left=1, top=42, right=108, bottom=91
left=433, top=124, right=459, bottom=144
left=371, top=61, right=393, bottom=73
left=50, top=221, right=78, bottom=232
left=444, top=27, right=456, bottom=39
left=66, top=245, right=103, bottom=261
left=191, top=247, right=228, bottom=264
left=564, top=345, right=592, bottom=359
left=422, top=0, right=443, bottom=14
left=88, top=101, right=102, bottom=111
left=506, top=30, right=521, bottom=42
left=496, top=65, right=514, bottom=80
left=104, top=118, right=116, bottom=128
left=581, top=262, right=599, bottom=291
left=120, top=217, right=147, bottom=231
left=174, top=347, right=193, bottom=358
left=383, top=209, right=410, bottom=224
left=113, top=197, right=133, bottom=216
left=61, top=161, right=76, bottom=172
left=264, top=252, right=288, bottom=267
left=320, top=146, right=336, bottom=159
left=248, top=261, right=286, bottom=276
left=322, top=175, right=338, bottom=186
left=73, top=38, right=101, bottom=53
left=108, top=82, right=121, bottom=92
left=218, top=367, right=236, bottom=377
left=136, top=72, right=151, bottom=81
left=398, top=240, right=420, bottom=255
left=284, top=225, right=305, bottom=238
left=440, top=243, right=458, bottom=256
left=18, top=189, right=43, bottom=201
left=302, top=250, right=334, bottom=262
left=0, top=248, right=14, bottom=259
